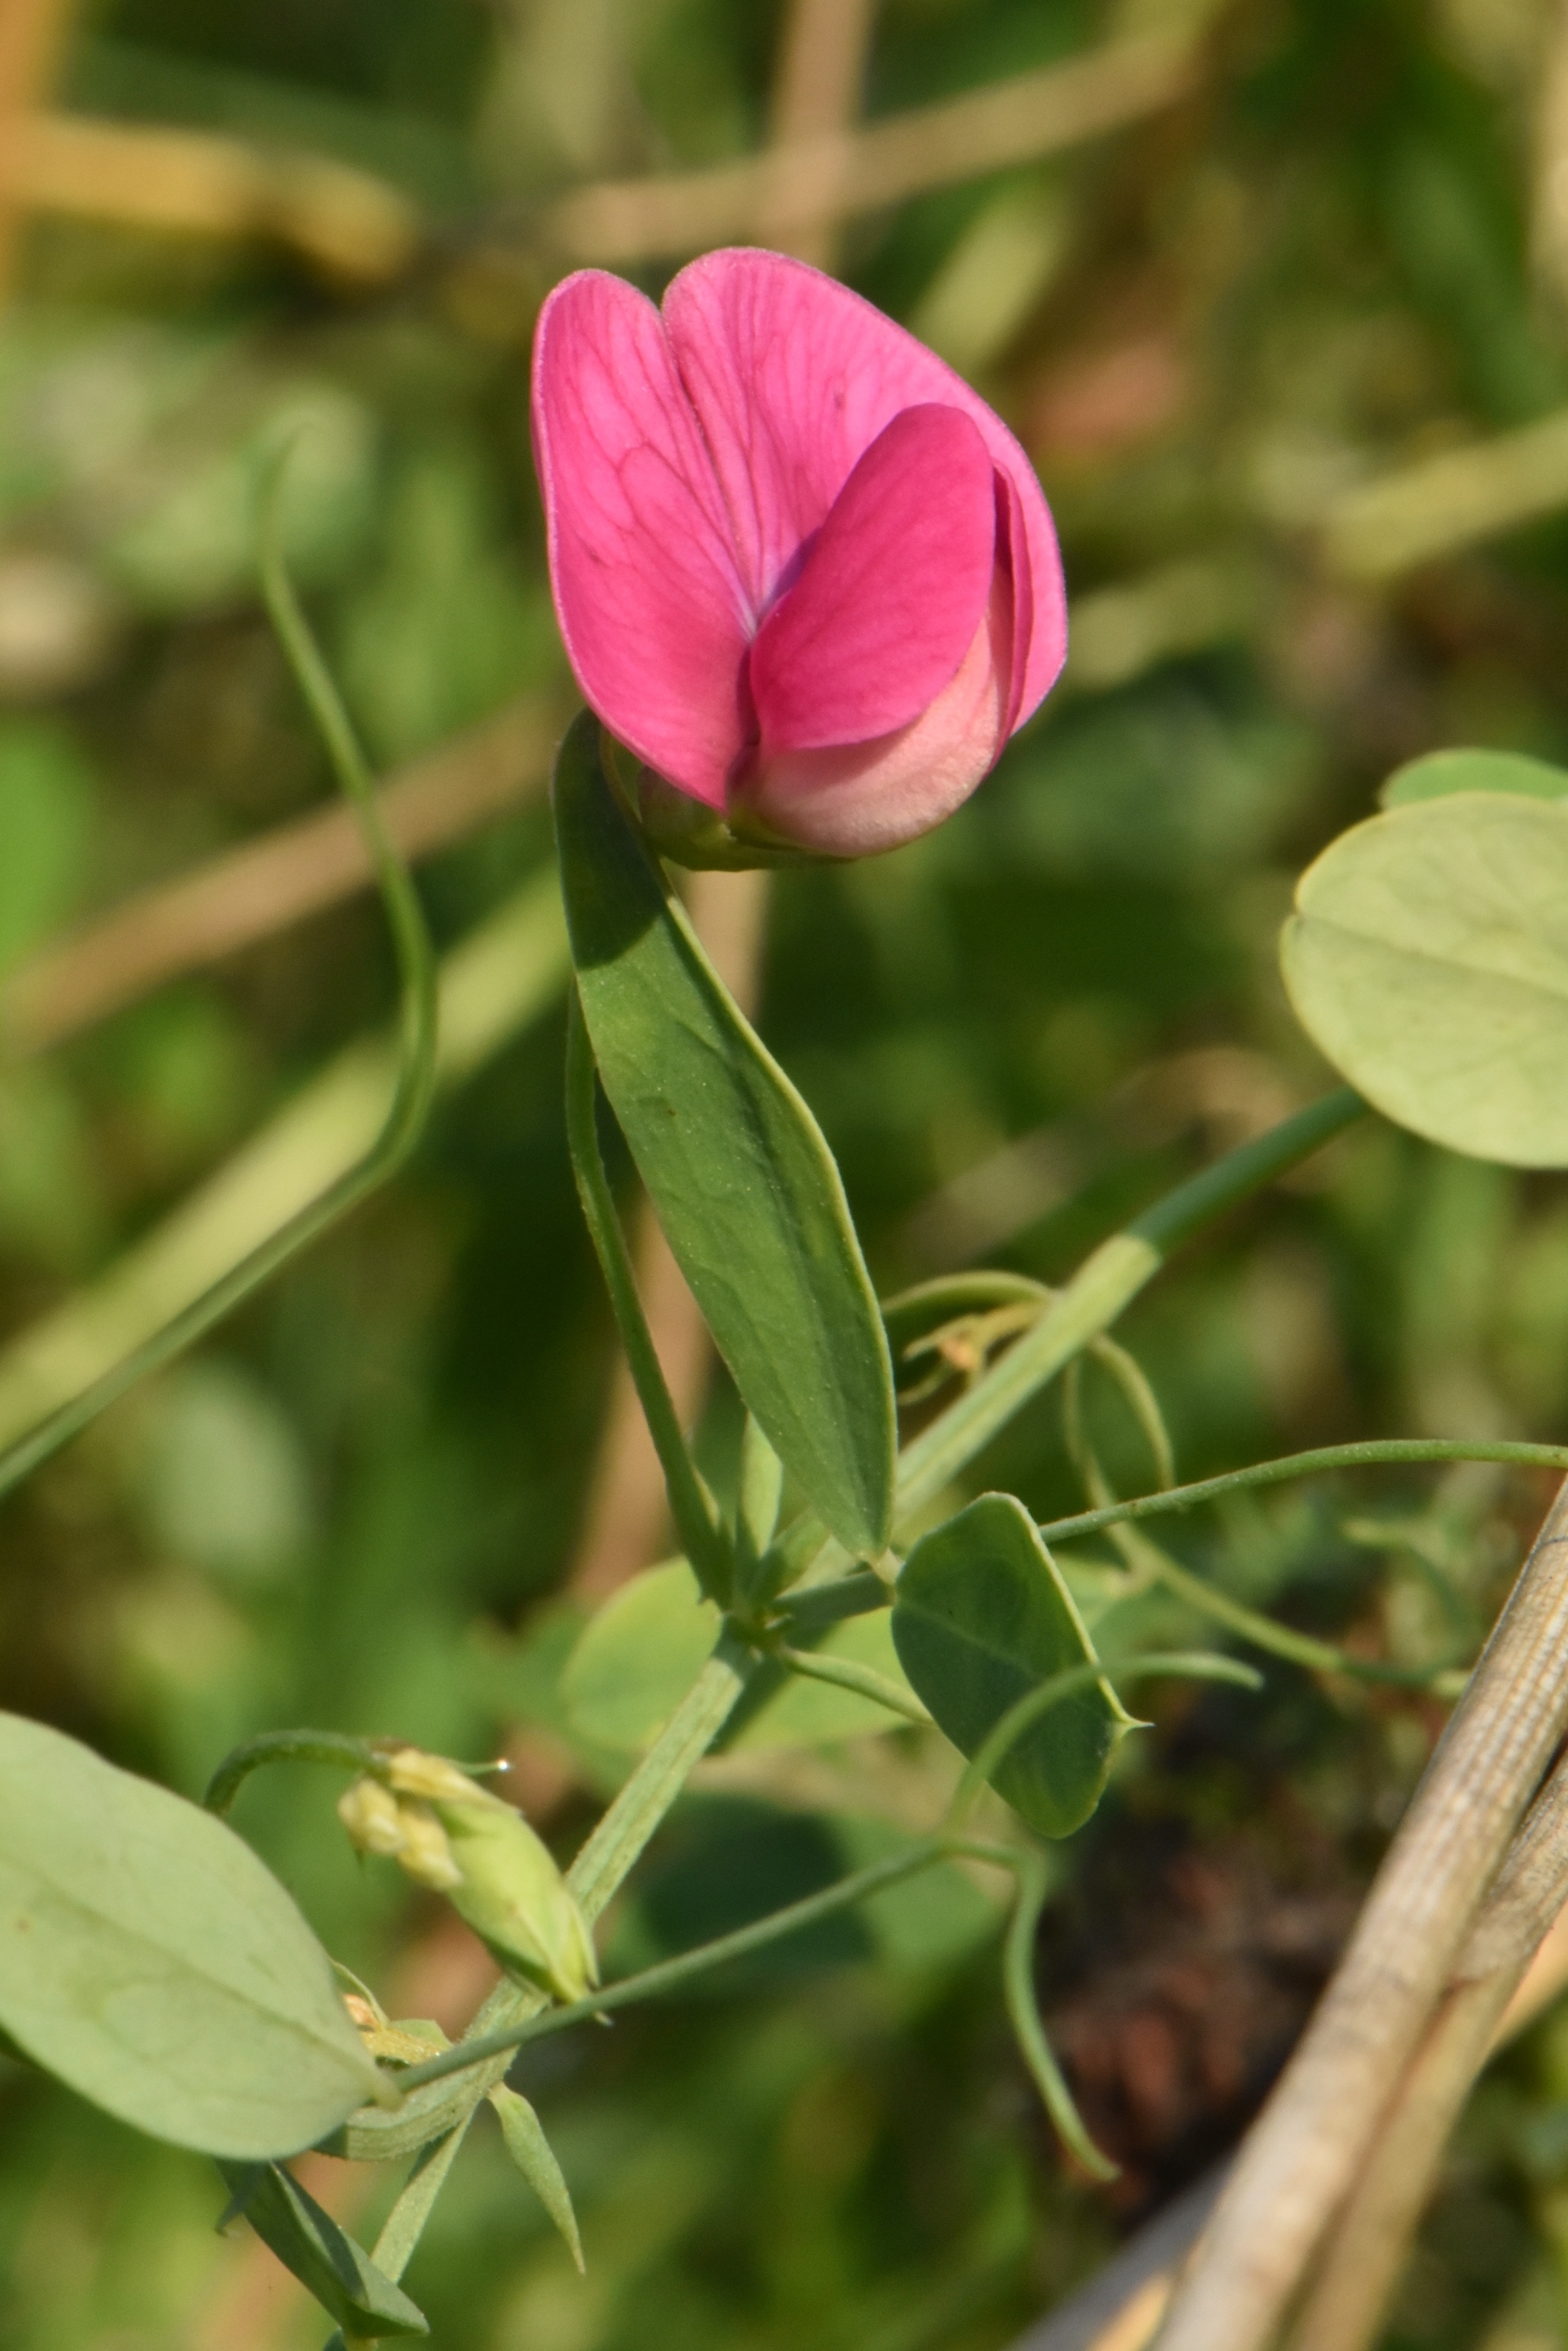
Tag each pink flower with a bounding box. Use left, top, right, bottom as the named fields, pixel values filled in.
left=531, top=248, right=1067, bottom=859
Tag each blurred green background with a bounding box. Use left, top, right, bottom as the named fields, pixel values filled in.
left=9, top=1, right=1568, bottom=2345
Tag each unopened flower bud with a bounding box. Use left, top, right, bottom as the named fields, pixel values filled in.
left=435, top=1801, right=598, bottom=2004
left=378, top=1745, right=502, bottom=1810
left=394, top=1801, right=463, bottom=1891
left=338, top=1775, right=406, bottom=1858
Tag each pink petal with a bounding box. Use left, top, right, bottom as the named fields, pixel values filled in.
left=662, top=248, right=1066, bottom=719
left=531, top=270, right=752, bottom=809
left=740, top=573, right=1011, bottom=857
left=747, top=404, right=995, bottom=752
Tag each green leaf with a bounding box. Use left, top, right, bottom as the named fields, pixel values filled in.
left=0, top=1712, right=384, bottom=2156
left=553, top=714, right=895, bottom=1559
left=1280, top=793, right=1568, bottom=1166
left=562, top=1559, right=915, bottom=1751
left=891, top=1495, right=1134, bottom=1836
left=1380, top=747, right=1568, bottom=809
left=488, top=2085, right=584, bottom=2272
left=216, top=2160, right=429, bottom=2337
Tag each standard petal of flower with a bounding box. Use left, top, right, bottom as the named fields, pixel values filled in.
left=531, top=269, right=753, bottom=808
left=662, top=248, right=1066, bottom=720
left=742, top=575, right=1010, bottom=857
left=748, top=405, right=996, bottom=752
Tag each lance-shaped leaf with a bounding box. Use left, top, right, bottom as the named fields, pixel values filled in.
left=1281, top=792, right=1568, bottom=1167
left=216, top=2161, right=429, bottom=2337
left=0, top=1712, right=384, bottom=2156
left=892, top=1495, right=1135, bottom=1836
left=489, top=2085, right=584, bottom=2271
left=554, top=713, right=895, bottom=1558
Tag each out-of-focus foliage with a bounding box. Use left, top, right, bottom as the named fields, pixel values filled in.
left=9, top=1, right=1568, bottom=2346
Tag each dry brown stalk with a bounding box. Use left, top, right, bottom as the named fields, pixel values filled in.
left=0, top=696, right=559, bottom=1058
left=1015, top=1740, right=1568, bottom=2351
left=12, top=32, right=1196, bottom=287
left=0, top=0, right=75, bottom=297
left=1534, top=1, right=1568, bottom=312
left=543, top=32, right=1197, bottom=266
left=1151, top=1478, right=1568, bottom=2351
left=1321, top=408, right=1568, bottom=580
left=759, top=0, right=878, bottom=267
left=1284, top=1744, right=1568, bottom=2351
left=11, top=109, right=422, bottom=283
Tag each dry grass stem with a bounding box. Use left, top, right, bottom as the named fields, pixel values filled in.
left=1321, top=409, right=1568, bottom=579
left=16, top=33, right=1196, bottom=286
left=1534, top=1, right=1568, bottom=311
left=11, top=110, right=422, bottom=282
left=0, top=0, right=74, bottom=297
left=1012, top=1737, right=1568, bottom=2351
left=1, top=697, right=559, bottom=1058
left=542, top=33, right=1198, bottom=264
left=1284, top=1746, right=1568, bottom=2351
left=1150, top=1478, right=1568, bottom=2351
left=759, top=0, right=878, bottom=267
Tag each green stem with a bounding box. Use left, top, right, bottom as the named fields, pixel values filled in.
left=946, top=1651, right=1262, bottom=1835
left=895, top=1090, right=1365, bottom=1527
left=568, top=1635, right=753, bottom=1920
left=394, top=1842, right=952, bottom=2093
left=764, top=1089, right=1367, bottom=1591
left=769, top=1641, right=932, bottom=1725
left=1113, top=1529, right=1465, bottom=1693
left=390, top=1825, right=1115, bottom=2179
left=999, top=1847, right=1115, bottom=2179
left=203, top=1730, right=377, bottom=1816
left=334, top=1639, right=759, bottom=2167
left=564, top=990, right=731, bottom=1603
left=0, top=508, right=438, bottom=1511
left=1035, top=1437, right=1568, bottom=1549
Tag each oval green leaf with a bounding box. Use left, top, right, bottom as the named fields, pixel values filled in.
left=0, top=1712, right=384, bottom=2156
left=1281, top=793, right=1568, bottom=1166
left=562, top=1558, right=915, bottom=1751
left=217, top=2160, right=429, bottom=2337
left=553, top=714, right=895, bottom=1559
left=1380, top=747, right=1568, bottom=809
left=891, top=1494, right=1134, bottom=1836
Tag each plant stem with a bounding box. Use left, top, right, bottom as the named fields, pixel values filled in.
left=203, top=1730, right=377, bottom=1816
left=1284, top=1741, right=1568, bottom=2351
left=1002, top=1849, right=1115, bottom=2179
left=769, top=1641, right=933, bottom=1724
left=564, top=990, right=731, bottom=1602
left=0, top=511, right=439, bottom=1511
left=895, top=1090, right=1364, bottom=1526
left=395, top=1841, right=953, bottom=2092
left=568, top=1635, right=753, bottom=1918
left=1109, top=1527, right=1466, bottom=1692
left=946, top=1651, right=1262, bottom=1835
left=766, top=1088, right=1368, bottom=1595
left=1037, top=1438, right=1568, bottom=1548
left=334, top=1639, right=757, bottom=2166
left=1153, top=1477, right=1568, bottom=2351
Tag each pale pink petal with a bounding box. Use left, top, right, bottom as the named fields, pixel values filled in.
left=662, top=248, right=1065, bottom=719
left=748, top=405, right=995, bottom=751
left=531, top=270, right=752, bottom=808
left=740, top=573, right=1010, bottom=857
